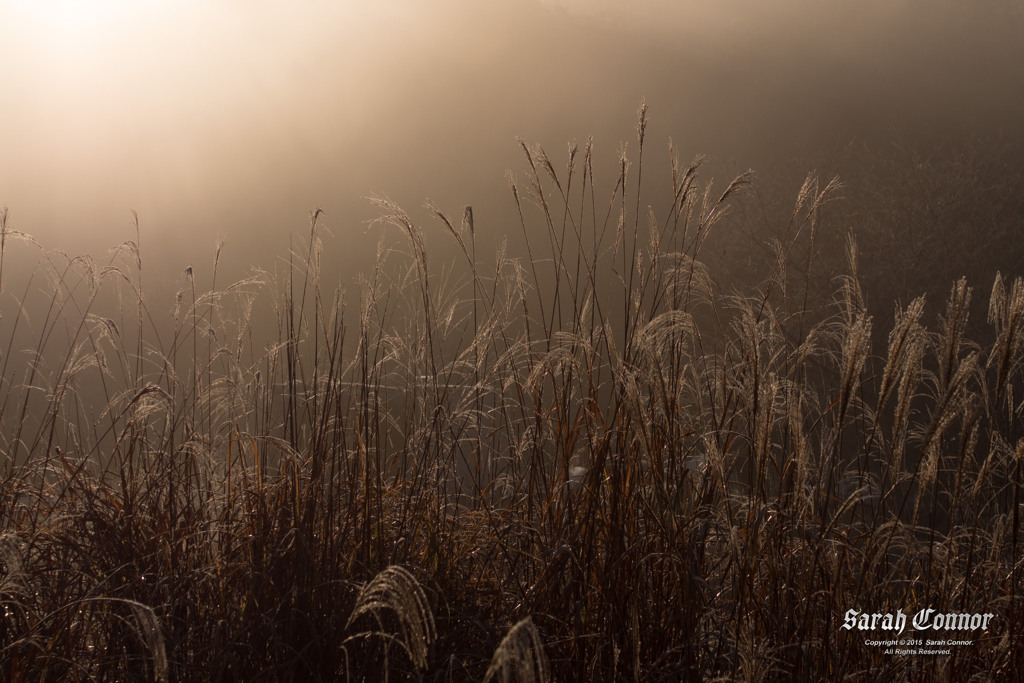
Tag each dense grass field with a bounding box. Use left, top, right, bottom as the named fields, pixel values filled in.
left=1, top=105, right=1022, bottom=681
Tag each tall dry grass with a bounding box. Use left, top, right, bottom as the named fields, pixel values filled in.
left=0, top=103, right=1021, bottom=680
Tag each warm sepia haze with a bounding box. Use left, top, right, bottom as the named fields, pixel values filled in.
left=5, top=3, right=1024, bottom=678
left=2, top=0, right=1023, bottom=292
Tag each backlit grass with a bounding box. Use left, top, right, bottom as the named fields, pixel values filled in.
left=0, top=104, right=1021, bottom=681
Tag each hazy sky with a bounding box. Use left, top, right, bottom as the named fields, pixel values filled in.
left=1, top=0, right=1022, bottom=287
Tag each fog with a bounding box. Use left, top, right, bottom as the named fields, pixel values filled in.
left=2, top=0, right=1022, bottom=295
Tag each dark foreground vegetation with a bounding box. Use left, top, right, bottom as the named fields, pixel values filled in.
left=1, top=105, right=1022, bottom=680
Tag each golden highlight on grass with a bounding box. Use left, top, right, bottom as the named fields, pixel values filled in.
left=484, top=616, right=549, bottom=683
left=345, top=565, right=436, bottom=674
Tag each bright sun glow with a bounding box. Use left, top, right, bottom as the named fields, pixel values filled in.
left=33, top=0, right=126, bottom=32
left=6, top=0, right=169, bottom=55
left=13, top=0, right=128, bottom=30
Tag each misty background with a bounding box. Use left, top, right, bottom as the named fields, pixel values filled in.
left=1, top=0, right=1022, bottom=316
